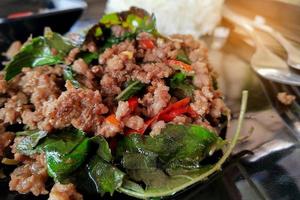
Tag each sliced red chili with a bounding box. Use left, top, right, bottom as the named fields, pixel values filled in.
left=139, top=39, right=155, bottom=49
left=166, top=60, right=193, bottom=72
left=125, top=98, right=192, bottom=135
left=128, top=96, right=139, bottom=112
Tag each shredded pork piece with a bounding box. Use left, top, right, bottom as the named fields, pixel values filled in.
left=9, top=154, right=48, bottom=196
left=48, top=183, right=83, bottom=200
left=124, top=115, right=145, bottom=130
left=150, top=120, right=166, bottom=137
left=41, top=86, right=108, bottom=134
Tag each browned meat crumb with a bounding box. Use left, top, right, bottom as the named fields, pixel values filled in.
left=171, top=115, right=192, bottom=125
left=97, top=120, right=122, bottom=137
left=65, top=47, right=80, bottom=64
left=0, top=124, right=14, bottom=156
left=48, top=183, right=83, bottom=200
left=140, top=80, right=171, bottom=117
left=73, top=58, right=94, bottom=80
left=150, top=120, right=166, bottom=137
left=0, top=92, right=28, bottom=124
left=41, top=85, right=108, bottom=134
left=9, top=154, right=48, bottom=196
left=115, top=101, right=130, bottom=120
left=5, top=41, right=22, bottom=59
left=277, top=92, right=296, bottom=105
left=124, top=115, right=145, bottom=130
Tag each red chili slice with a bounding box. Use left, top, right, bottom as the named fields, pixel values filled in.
left=139, top=39, right=155, bottom=49
left=128, top=96, right=139, bottom=112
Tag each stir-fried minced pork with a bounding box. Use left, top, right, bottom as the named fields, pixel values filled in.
left=0, top=92, right=28, bottom=124
left=41, top=83, right=108, bottom=134
left=0, top=124, right=14, bottom=156
left=5, top=41, right=22, bottom=59
left=124, top=115, right=145, bottom=130
left=48, top=183, right=83, bottom=200
left=9, top=154, right=48, bottom=196
left=0, top=9, right=230, bottom=198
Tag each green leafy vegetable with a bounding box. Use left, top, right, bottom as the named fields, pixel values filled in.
left=5, top=29, right=75, bottom=81
left=169, top=72, right=195, bottom=99
left=118, top=91, right=248, bottom=199
left=116, top=80, right=146, bottom=101
left=117, top=124, right=223, bottom=169
left=5, top=37, right=61, bottom=81
left=16, top=128, right=89, bottom=181
left=91, top=136, right=112, bottom=162
left=88, top=156, right=125, bottom=196
left=44, top=28, right=75, bottom=57
left=16, top=130, right=47, bottom=156
left=100, top=13, right=121, bottom=25
left=63, top=66, right=81, bottom=88
left=77, top=51, right=99, bottom=64
left=84, top=7, right=158, bottom=50
left=176, top=50, right=192, bottom=65
left=76, top=136, right=125, bottom=196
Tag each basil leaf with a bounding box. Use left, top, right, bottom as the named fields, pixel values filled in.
left=16, top=127, right=89, bottom=181
left=116, top=80, right=146, bottom=101
left=77, top=51, right=99, bottom=64
left=63, top=66, right=81, bottom=88
left=5, top=29, right=75, bottom=81
left=90, top=136, right=112, bottom=162
left=46, top=138, right=90, bottom=181
left=117, top=124, right=222, bottom=169
left=44, top=28, right=75, bottom=57
left=84, top=7, right=158, bottom=50
left=88, top=156, right=125, bottom=196
left=176, top=51, right=192, bottom=65
left=16, top=130, right=47, bottom=156
left=169, top=72, right=195, bottom=99
left=4, top=37, right=61, bottom=81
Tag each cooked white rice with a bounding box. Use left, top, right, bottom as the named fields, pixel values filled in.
left=106, top=0, right=224, bottom=37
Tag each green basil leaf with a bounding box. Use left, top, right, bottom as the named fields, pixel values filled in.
left=5, top=29, right=75, bottom=81
left=46, top=138, right=90, bottom=181
left=44, top=28, right=75, bottom=57
left=169, top=72, right=195, bottom=99
left=16, top=130, right=47, bottom=156
left=4, top=37, right=61, bottom=81
left=90, top=136, right=112, bottom=162
left=88, top=156, right=125, bottom=196
left=63, top=66, right=81, bottom=88
left=77, top=51, right=99, bottom=64
left=176, top=51, right=192, bottom=65
left=117, top=124, right=222, bottom=169
left=116, top=80, right=146, bottom=101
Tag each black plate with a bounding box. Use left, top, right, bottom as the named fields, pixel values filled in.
left=0, top=0, right=86, bottom=52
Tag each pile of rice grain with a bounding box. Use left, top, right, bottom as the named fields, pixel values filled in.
left=106, top=0, right=224, bottom=37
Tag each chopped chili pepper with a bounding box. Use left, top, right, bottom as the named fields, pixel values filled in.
left=186, top=106, right=199, bottom=118
left=166, top=60, right=193, bottom=72
left=128, top=96, right=139, bottom=112
left=159, top=106, right=189, bottom=122
left=139, top=38, right=155, bottom=49
left=125, top=98, right=192, bottom=135
left=105, top=114, right=120, bottom=127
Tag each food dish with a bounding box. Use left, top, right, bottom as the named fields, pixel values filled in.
left=0, top=7, right=246, bottom=199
